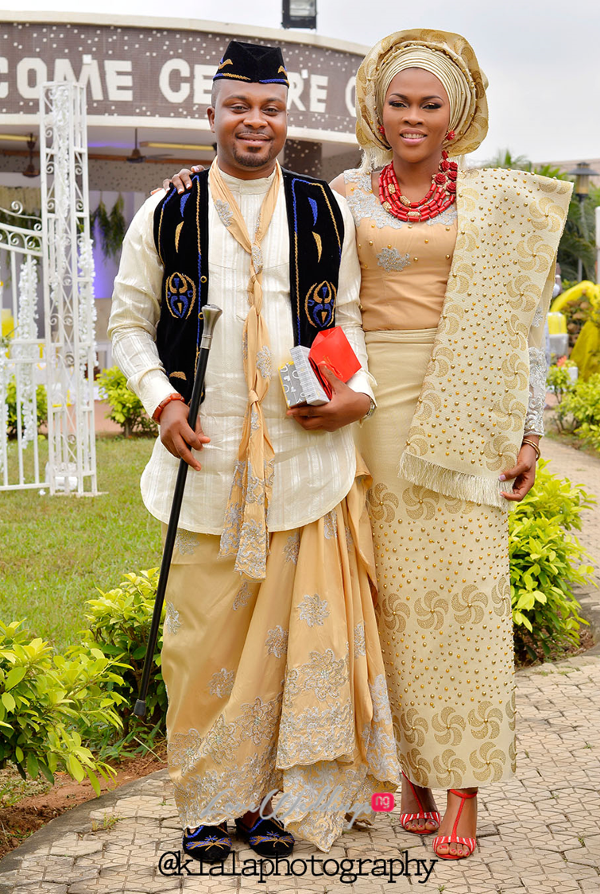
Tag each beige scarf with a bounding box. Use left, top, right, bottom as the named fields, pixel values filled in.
left=398, top=167, right=572, bottom=509
left=212, top=161, right=281, bottom=580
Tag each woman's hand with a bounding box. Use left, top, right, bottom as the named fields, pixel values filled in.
left=159, top=399, right=210, bottom=471
left=161, top=166, right=204, bottom=194
left=286, top=365, right=370, bottom=432
left=499, top=440, right=539, bottom=501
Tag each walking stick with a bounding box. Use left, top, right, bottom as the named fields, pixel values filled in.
left=133, top=304, right=223, bottom=717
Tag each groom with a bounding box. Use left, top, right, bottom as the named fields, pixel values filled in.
left=109, top=39, right=397, bottom=860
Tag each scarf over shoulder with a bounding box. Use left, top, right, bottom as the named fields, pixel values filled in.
left=398, top=166, right=572, bottom=508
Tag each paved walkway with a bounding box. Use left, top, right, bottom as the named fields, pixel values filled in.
left=2, top=436, right=600, bottom=894
left=541, top=436, right=600, bottom=627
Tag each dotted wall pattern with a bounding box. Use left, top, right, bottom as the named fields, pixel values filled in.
left=0, top=22, right=361, bottom=136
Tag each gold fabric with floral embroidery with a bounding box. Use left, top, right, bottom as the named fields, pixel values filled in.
left=161, top=460, right=400, bottom=852
left=357, top=328, right=516, bottom=788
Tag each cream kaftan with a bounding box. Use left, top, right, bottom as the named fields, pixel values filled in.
left=109, top=170, right=375, bottom=534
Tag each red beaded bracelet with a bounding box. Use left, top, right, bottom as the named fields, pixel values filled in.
left=152, top=393, right=186, bottom=422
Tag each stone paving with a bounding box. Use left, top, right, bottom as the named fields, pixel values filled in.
left=541, top=435, right=600, bottom=623
left=2, top=436, right=600, bottom=894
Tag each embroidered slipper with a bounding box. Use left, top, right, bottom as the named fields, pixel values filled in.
left=433, top=790, right=477, bottom=860
left=400, top=772, right=440, bottom=834
left=182, top=822, right=231, bottom=863
left=235, top=816, right=295, bottom=857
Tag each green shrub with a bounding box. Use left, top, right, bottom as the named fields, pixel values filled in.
left=557, top=373, right=600, bottom=447
left=5, top=377, right=47, bottom=439
left=510, top=461, right=595, bottom=661
left=574, top=423, right=600, bottom=452
left=97, top=366, right=157, bottom=437
left=84, top=569, right=166, bottom=740
left=546, top=363, right=575, bottom=408
left=0, top=621, right=126, bottom=793
left=514, top=459, right=595, bottom=532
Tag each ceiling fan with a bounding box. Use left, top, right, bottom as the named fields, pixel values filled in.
left=22, top=134, right=39, bottom=179
left=127, top=129, right=146, bottom=164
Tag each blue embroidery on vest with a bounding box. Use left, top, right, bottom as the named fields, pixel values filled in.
left=180, top=192, right=190, bottom=216
left=308, top=196, right=318, bottom=226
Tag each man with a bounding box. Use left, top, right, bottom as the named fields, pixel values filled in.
left=109, top=40, right=399, bottom=859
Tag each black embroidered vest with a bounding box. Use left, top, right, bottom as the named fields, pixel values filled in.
left=153, top=168, right=345, bottom=401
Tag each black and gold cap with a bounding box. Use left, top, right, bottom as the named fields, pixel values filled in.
left=213, top=40, right=289, bottom=87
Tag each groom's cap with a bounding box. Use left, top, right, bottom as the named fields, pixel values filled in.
left=213, top=40, right=289, bottom=87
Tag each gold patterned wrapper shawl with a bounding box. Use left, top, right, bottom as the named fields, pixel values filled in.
left=398, top=167, right=572, bottom=509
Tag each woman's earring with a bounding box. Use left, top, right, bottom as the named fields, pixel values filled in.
left=446, top=130, right=456, bottom=141
left=378, top=125, right=386, bottom=135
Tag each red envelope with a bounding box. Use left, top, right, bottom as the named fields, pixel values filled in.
left=308, top=327, right=361, bottom=398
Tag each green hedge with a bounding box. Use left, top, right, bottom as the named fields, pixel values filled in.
left=549, top=366, right=600, bottom=452
left=5, top=377, right=47, bottom=439
left=97, top=366, right=157, bottom=437
left=83, top=569, right=166, bottom=749
left=0, top=621, right=125, bottom=793
left=510, top=460, right=595, bottom=661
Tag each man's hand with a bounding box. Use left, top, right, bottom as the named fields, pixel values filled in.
left=160, top=166, right=204, bottom=194
left=159, top=399, right=210, bottom=471
left=499, top=440, right=539, bottom=501
left=287, top=365, right=370, bottom=432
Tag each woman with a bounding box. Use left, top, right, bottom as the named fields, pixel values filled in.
left=325, top=28, right=571, bottom=859
left=162, top=28, right=571, bottom=860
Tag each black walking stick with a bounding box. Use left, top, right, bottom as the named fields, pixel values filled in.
left=133, top=304, right=223, bottom=717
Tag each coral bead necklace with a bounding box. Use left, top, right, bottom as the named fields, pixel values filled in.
left=379, top=151, right=458, bottom=222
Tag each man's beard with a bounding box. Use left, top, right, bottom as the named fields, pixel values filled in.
left=231, top=142, right=276, bottom=169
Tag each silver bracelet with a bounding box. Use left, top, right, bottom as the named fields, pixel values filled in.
left=363, top=397, right=376, bottom=420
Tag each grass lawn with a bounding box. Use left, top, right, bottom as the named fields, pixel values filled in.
left=0, top=435, right=161, bottom=651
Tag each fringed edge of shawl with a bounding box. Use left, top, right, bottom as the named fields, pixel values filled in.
left=398, top=451, right=510, bottom=510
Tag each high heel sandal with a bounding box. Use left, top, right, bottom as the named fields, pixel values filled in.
left=433, top=789, right=477, bottom=860
left=400, top=772, right=440, bottom=834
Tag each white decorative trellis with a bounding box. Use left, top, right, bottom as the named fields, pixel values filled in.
left=0, top=81, right=97, bottom=494
left=0, top=206, right=45, bottom=489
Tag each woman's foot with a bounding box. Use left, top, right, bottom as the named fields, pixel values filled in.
left=400, top=773, right=440, bottom=834
left=433, top=788, right=478, bottom=859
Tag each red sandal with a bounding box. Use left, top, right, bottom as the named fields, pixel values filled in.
left=433, top=789, right=477, bottom=860
left=400, top=772, right=440, bottom=834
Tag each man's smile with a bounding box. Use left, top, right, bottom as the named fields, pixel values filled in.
left=236, top=132, right=270, bottom=146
